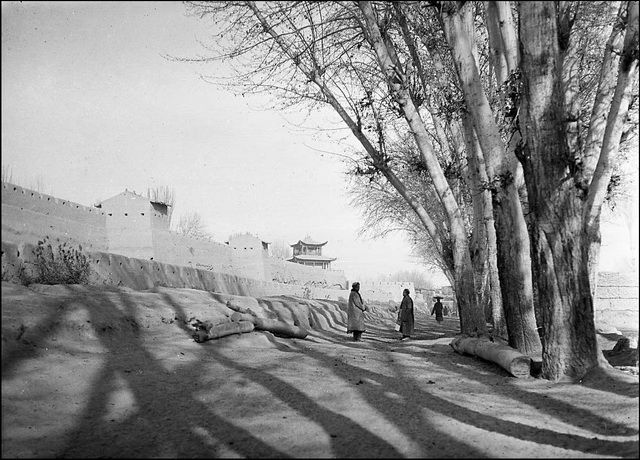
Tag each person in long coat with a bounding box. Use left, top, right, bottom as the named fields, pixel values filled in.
left=431, top=297, right=444, bottom=324
left=347, top=281, right=367, bottom=341
left=397, top=288, right=414, bottom=340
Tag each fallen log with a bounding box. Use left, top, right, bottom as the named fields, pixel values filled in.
left=226, top=300, right=255, bottom=316
left=230, top=311, right=255, bottom=323
left=193, top=320, right=254, bottom=342
left=450, top=336, right=531, bottom=378
left=254, top=317, right=308, bottom=339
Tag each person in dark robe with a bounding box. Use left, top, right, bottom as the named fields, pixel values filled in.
left=347, top=281, right=368, bottom=341
left=397, top=288, right=414, bottom=340
left=431, top=297, right=444, bottom=324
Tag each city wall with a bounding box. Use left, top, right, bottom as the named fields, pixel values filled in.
left=4, top=181, right=635, bottom=317
left=353, top=281, right=416, bottom=307
left=151, top=229, right=236, bottom=276
left=1, top=182, right=391, bottom=302
left=268, top=258, right=347, bottom=288
left=1, top=183, right=108, bottom=251
left=4, top=237, right=634, bottom=327
left=595, top=271, right=639, bottom=333
left=1, top=241, right=398, bottom=302
left=1, top=182, right=347, bottom=286
left=149, top=231, right=348, bottom=288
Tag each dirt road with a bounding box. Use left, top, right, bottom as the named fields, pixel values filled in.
left=2, top=282, right=638, bottom=458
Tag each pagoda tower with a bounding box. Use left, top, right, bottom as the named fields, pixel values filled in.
left=288, top=235, right=336, bottom=270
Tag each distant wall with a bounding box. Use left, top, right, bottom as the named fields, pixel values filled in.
left=4, top=237, right=634, bottom=329
left=105, top=207, right=154, bottom=260
left=151, top=229, right=236, bottom=275
left=1, top=241, right=350, bottom=301
left=352, top=281, right=416, bottom=303
left=1, top=181, right=355, bottom=298
left=268, top=257, right=346, bottom=288
left=228, top=234, right=268, bottom=281
left=595, top=271, right=639, bottom=333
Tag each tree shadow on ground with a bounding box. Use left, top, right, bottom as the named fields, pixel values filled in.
left=2, top=285, right=637, bottom=458
left=270, top=324, right=638, bottom=457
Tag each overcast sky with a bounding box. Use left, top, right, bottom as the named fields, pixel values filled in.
left=1, top=1, right=452, bottom=284
left=2, top=1, right=637, bottom=285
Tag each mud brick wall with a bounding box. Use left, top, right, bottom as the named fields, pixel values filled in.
left=1, top=181, right=347, bottom=290
left=1, top=183, right=108, bottom=252
left=0, top=241, right=350, bottom=301
left=151, top=229, right=236, bottom=276
left=595, top=271, right=639, bottom=333
left=268, top=257, right=347, bottom=288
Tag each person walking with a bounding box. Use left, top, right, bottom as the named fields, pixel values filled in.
left=397, top=288, right=415, bottom=340
left=431, top=296, right=444, bottom=324
left=347, top=281, right=368, bottom=341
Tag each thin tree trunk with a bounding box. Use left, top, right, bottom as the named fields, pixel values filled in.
left=584, top=0, right=639, bottom=301
left=576, top=2, right=627, bottom=193
left=397, top=2, right=493, bottom=332
left=485, top=1, right=509, bottom=86
left=461, top=113, right=507, bottom=337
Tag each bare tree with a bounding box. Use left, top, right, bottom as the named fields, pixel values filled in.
left=0, top=166, right=48, bottom=194
left=435, top=1, right=541, bottom=356
left=2, top=164, right=13, bottom=183
left=181, top=1, right=638, bottom=381
left=385, top=269, right=437, bottom=291
left=147, top=186, right=176, bottom=224
left=173, top=211, right=212, bottom=240
left=270, top=239, right=292, bottom=260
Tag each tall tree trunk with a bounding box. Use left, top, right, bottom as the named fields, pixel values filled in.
left=440, top=1, right=540, bottom=354
left=484, top=0, right=539, bottom=349
left=397, top=2, right=496, bottom=332
left=461, top=113, right=507, bottom=338
left=359, top=1, right=486, bottom=334
left=518, top=1, right=599, bottom=381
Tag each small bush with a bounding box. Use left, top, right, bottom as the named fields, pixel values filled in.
left=29, top=237, right=92, bottom=285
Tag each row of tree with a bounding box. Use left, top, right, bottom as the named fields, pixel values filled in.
left=179, top=1, right=638, bottom=382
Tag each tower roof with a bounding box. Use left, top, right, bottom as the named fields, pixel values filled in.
left=290, top=236, right=327, bottom=247
left=287, top=255, right=336, bottom=263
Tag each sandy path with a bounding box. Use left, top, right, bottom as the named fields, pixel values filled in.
left=1, top=282, right=638, bottom=458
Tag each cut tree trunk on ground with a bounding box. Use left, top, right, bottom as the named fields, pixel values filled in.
left=226, top=300, right=254, bottom=316
left=450, top=336, right=532, bottom=378
left=193, top=320, right=255, bottom=342
left=192, top=301, right=310, bottom=341
left=254, top=317, right=309, bottom=339
left=230, top=311, right=255, bottom=323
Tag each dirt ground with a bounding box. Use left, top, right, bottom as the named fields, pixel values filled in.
left=1, top=281, right=638, bottom=458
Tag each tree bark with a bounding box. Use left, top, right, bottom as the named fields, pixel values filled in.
left=228, top=301, right=310, bottom=338
left=440, top=1, right=540, bottom=353
left=193, top=320, right=255, bottom=342
left=359, top=1, right=487, bottom=334
left=450, top=336, right=532, bottom=378
left=253, top=317, right=309, bottom=339
left=461, top=113, right=506, bottom=337
left=518, top=1, right=600, bottom=381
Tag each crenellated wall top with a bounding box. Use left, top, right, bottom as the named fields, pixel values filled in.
left=2, top=182, right=106, bottom=215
